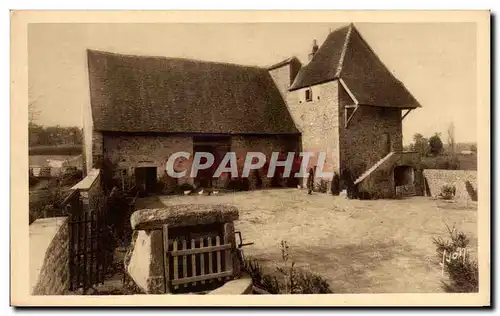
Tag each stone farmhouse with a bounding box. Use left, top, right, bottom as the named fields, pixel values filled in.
left=84, top=23, right=422, bottom=198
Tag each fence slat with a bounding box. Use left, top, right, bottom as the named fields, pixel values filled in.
left=208, top=237, right=213, bottom=282
left=182, top=240, right=188, bottom=288
left=191, top=239, right=197, bottom=286
left=173, top=240, right=179, bottom=290
left=216, top=236, right=221, bottom=280
left=162, top=225, right=170, bottom=293
left=223, top=223, right=234, bottom=279
left=200, top=237, right=205, bottom=284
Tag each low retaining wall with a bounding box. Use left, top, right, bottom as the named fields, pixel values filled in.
left=423, top=169, right=477, bottom=202
left=30, top=217, right=69, bottom=295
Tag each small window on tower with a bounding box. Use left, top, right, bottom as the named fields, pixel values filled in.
left=305, top=88, right=313, bottom=102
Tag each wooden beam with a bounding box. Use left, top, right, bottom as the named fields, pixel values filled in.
left=339, top=78, right=359, bottom=105
left=402, top=109, right=413, bottom=121
left=345, top=105, right=359, bottom=128
left=169, top=244, right=231, bottom=257
left=171, top=270, right=233, bottom=286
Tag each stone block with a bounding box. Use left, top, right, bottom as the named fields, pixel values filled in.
left=130, top=204, right=239, bottom=230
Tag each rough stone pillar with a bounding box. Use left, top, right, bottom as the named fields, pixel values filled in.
left=146, top=230, right=166, bottom=293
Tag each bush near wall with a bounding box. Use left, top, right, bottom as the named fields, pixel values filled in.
left=420, top=155, right=460, bottom=170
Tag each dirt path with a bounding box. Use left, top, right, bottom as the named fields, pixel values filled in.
left=150, top=189, right=477, bottom=293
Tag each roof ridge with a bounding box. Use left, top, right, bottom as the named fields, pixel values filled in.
left=87, top=49, right=267, bottom=71
left=335, top=23, right=354, bottom=78
left=267, top=56, right=300, bottom=70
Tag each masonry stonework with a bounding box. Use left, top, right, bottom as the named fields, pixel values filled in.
left=268, top=59, right=301, bottom=98
left=103, top=134, right=193, bottom=179
left=338, top=84, right=403, bottom=178
left=286, top=80, right=341, bottom=177
left=423, top=169, right=478, bottom=203
left=30, top=217, right=69, bottom=295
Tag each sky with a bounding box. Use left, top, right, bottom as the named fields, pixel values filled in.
left=28, top=22, right=477, bottom=145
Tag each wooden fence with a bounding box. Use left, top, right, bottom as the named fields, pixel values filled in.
left=162, top=223, right=236, bottom=293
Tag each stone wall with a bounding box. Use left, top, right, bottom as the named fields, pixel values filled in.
left=338, top=84, right=403, bottom=178
left=286, top=80, right=341, bottom=177
left=423, top=169, right=478, bottom=202
left=357, top=152, right=421, bottom=199
left=30, top=217, right=69, bottom=295
left=103, top=133, right=300, bottom=188
left=103, top=133, right=193, bottom=180
left=268, top=60, right=301, bottom=98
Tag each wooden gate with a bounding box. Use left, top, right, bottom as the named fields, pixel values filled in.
left=162, top=223, right=237, bottom=293
left=65, top=189, right=113, bottom=292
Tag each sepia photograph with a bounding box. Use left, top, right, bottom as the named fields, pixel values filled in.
left=10, top=10, right=490, bottom=306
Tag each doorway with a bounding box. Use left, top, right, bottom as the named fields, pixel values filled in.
left=193, top=136, right=230, bottom=188
left=135, top=167, right=157, bottom=195
left=394, top=165, right=415, bottom=197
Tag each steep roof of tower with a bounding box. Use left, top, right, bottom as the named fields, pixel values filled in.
left=289, top=24, right=421, bottom=109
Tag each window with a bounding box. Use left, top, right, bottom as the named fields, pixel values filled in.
left=305, top=88, right=313, bottom=102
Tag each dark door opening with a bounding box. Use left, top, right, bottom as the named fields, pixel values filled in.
left=193, top=136, right=230, bottom=189
left=135, top=167, right=157, bottom=195
left=394, top=165, right=415, bottom=197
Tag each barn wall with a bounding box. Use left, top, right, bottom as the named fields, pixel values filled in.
left=101, top=133, right=301, bottom=189
left=102, top=134, right=193, bottom=183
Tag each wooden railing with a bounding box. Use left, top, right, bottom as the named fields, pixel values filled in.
left=162, top=223, right=236, bottom=293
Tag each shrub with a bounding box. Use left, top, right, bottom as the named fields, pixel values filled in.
left=420, top=155, right=460, bottom=170
left=440, top=184, right=456, bottom=200
left=29, top=180, right=68, bottom=224
left=315, top=179, right=328, bottom=193
left=226, top=178, right=250, bottom=191
left=331, top=172, right=340, bottom=195
left=432, top=224, right=478, bottom=292
left=29, top=174, right=39, bottom=187
left=243, top=240, right=332, bottom=294
left=60, top=167, right=83, bottom=186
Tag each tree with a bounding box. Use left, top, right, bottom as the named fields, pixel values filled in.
left=410, top=133, right=430, bottom=157
left=447, top=122, right=455, bottom=156
left=28, top=85, right=41, bottom=125
left=429, top=133, right=444, bottom=156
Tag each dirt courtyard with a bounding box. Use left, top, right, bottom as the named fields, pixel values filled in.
left=137, top=189, right=477, bottom=293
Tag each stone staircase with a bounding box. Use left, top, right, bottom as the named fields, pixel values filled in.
left=354, top=152, right=396, bottom=185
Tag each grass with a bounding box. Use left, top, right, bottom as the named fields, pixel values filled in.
left=147, top=188, right=477, bottom=293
